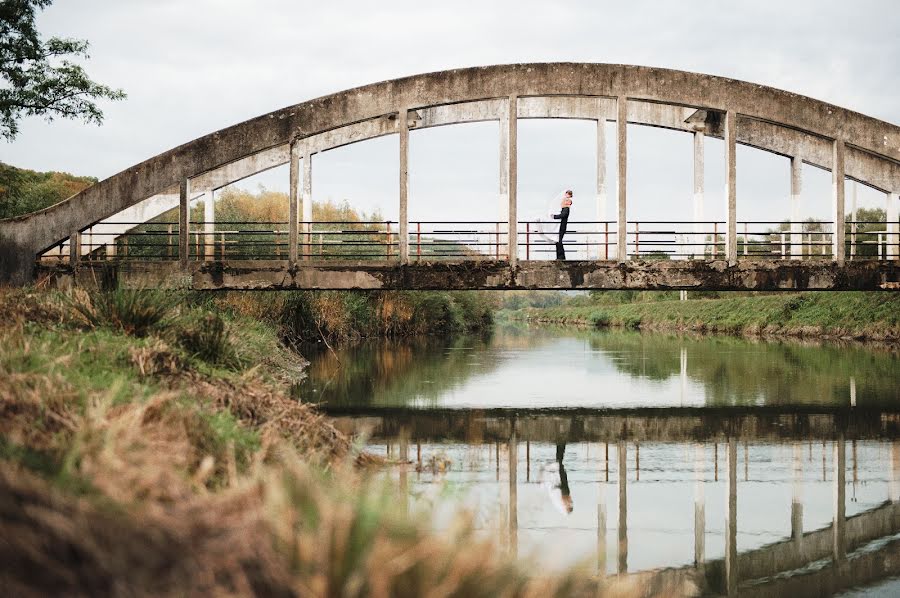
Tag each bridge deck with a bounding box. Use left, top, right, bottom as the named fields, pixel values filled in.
left=42, top=258, right=900, bottom=291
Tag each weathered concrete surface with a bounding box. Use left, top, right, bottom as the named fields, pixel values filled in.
left=43, top=258, right=900, bottom=291
left=3, top=63, right=900, bottom=285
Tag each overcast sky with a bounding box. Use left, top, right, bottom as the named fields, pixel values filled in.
left=2, top=0, right=898, bottom=241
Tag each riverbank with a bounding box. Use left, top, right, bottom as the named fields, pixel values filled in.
left=504, top=292, right=900, bottom=342
left=0, top=287, right=619, bottom=596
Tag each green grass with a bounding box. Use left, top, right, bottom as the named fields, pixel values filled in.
left=506, top=292, right=900, bottom=341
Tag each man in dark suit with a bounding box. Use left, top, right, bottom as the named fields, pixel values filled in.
left=553, top=190, right=573, bottom=260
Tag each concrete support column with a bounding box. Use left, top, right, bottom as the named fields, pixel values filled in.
left=891, top=442, right=900, bottom=502
left=179, top=179, right=190, bottom=268
left=616, top=96, right=628, bottom=262
left=68, top=232, right=81, bottom=266
left=498, top=103, right=510, bottom=260
left=202, top=190, right=214, bottom=261
left=725, top=439, right=738, bottom=596
left=694, top=443, right=706, bottom=566
left=597, top=112, right=608, bottom=260
left=508, top=423, right=518, bottom=559
left=693, top=131, right=705, bottom=259
left=617, top=440, right=628, bottom=575
left=887, top=191, right=899, bottom=259
left=507, top=96, right=519, bottom=266
left=792, top=443, right=803, bottom=541
left=832, top=139, right=846, bottom=264
left=724, top=111, right=737, bottom=265
left=399, top=107, right=410, bottom=264
left=302, top=153, right=313, bottom=260
left=289, top=141, right=299, bottom=263
left=833, top=436, right=846, bottom=563
left=790, top=156, right=803, bottom=259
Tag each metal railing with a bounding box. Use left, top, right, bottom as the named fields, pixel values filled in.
left=39, top=218, right=900, bottom=265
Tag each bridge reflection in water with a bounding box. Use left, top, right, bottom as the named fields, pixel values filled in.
left=332, top=408, right=900, bottom=597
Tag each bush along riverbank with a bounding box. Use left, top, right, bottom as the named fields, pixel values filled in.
left=2, top=287, right=652, bottom=597
left=504, top=292, right=900, bottom=343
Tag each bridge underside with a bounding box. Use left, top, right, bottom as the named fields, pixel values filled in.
left=42, top=259, right=900, bottom=291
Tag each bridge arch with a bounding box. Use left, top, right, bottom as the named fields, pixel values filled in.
left=2, top=63, right=899, bottom=286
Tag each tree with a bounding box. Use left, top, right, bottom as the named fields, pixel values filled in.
left=0, top=0, right=124, bottom=141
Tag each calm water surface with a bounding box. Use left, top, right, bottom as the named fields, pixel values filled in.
left=300, top=326, right=900, bottom=596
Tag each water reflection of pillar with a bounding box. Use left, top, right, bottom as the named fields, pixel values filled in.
left=725, top=439, right=738, bottom=597
left=694, top=443, right=705, bottom=567
left=834, top=436, right=846, bottom=563
left=680, top=347, right=687, bottom=406
left=526, top=441, right=531, bottom=483
left=617, top=440, right=628, bottom=575
left=635, top=442, right=640, bottom=481
left=891, top=441, right=900, bottom=503
left=508, top=423, right=518, bottom=559
left=598, top=444, right=608, bottom=577
left=399, top=430, right=409, bottom=515
left=792, top=443, right=804, bottom=542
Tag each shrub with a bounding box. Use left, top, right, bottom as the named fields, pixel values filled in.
left=176, top=313, right=242, bottom=369
left=71, top=288, right=179, bottom=337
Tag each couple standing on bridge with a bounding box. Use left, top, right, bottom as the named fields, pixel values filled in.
left=552, top=190, right=574, bottom=260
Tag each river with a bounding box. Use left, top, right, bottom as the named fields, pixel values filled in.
left=297, top=325, right=900, bottom=596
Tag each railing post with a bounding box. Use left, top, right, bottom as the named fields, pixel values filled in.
left=525, top=223, right=530, bottom=260
left=289, top=140, right=299, bottom=263
left=832, top=139, right=846, bottom=264
left=742, top=222, right=748, bottom=256
left=386, top=221, right=392, bottom=260
left=167, top=224, right=173, bottom=259
left=399, top=107, right=410, bottom=265
left=634, top=222, right=640, bottom=258
left=495, top=222, right=500, bottom=259
left=713, top=222, right=718, bottom=259
left=179, top=179, right=189, bottom=269
left=202, top=189, right=214, bottom=260
left=416, top=221, right=421, bottom=260
left=220, top=232, right=225, bottom=260
left=616, top=96, right=628, bottom=262
left=724, top=110, right=737, bottom=265
left=849, top=182, right=858, bottom=260
left=604, top=222, right=609, bottom=260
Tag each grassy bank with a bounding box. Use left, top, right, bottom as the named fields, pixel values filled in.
left=0, top=287, right=634, bottom=597
left=505, top=292, right=900, bottom=342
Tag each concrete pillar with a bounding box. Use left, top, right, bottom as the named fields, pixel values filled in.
left=202, top=190, right=214, bottom=260
left=597, top=113, right=608, bottom=260
left=508, top=424, right=518, bottom=558
left=506, top=96, right=518, bottom=266
left=179, top=179, right=190, bottom=268
left=790, top=156, right=803, bottom=259
left=887, top=191, right=899, bottom=259
left=833, top=437, right=846, bottom=563
left=724, top=111, right=737, bottom=265
left=832, top=139, right=846, bottom=264
left=792, top=443, right=803, bottom=542
left=289, top=141, right=299, bottom=263
left=302, top=153, right=313, bottom=260
left=68, top=232, right=81, bottom=265
left=617, top=440, right=628, bottom=575
left=616, top=96, right=628, bottom=262
left=694, top=444, right=706, bottom=566
left=399, top=107, right=410, bottom=264
left=693, top=131, right=705, bottom=259
left=890, top=441, right=900, bottom=503
left=725, top=439, right=738, bottom=596
left=498, top=103, right=510, bottom=260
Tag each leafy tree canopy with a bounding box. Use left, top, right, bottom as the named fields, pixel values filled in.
left=0, top=0, right=124, bottom=140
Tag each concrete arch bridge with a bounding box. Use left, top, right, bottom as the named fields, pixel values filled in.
left=2, top=63, right=899, bottom=291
